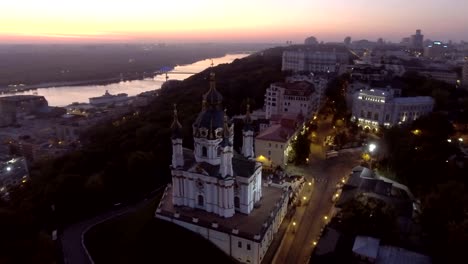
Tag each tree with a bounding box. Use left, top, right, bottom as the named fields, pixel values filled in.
left=336, top=195, right=399, bottom=243
left=421, top=182, right=468, bottom=263
left=291, top=131, right=311, bottom=165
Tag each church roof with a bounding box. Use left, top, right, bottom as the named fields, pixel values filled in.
left=192, top=72, right=226, bottom=138
left=182, top=148, right=259, bottom=178
left=203, top=72, right=223, bottom=105
left=193, top=108, right=225, bottom=136
left=171, top=104, right=183, bottom=139
left=256, top=124, right=296, bottom=143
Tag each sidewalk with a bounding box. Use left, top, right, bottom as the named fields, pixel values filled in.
left=261, top=207, right=295, bottom=264
left=271, top=184, right=314, bottom=264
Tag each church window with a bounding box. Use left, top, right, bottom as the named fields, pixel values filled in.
left=238, top=241, right=242, bottom=248
left=196, top=179, right=204, bottom=191
left=215, top=129, right=222, bottom=138
left=235, top=196, right=240, bottom=209
left=198, top=195, right=204, bottom=206
left=200, top=128, right=208, bottom=138
left=202, top=146, right=207, bottom=157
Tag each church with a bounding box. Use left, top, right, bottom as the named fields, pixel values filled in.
left=156, top=71, right=290, bottom=264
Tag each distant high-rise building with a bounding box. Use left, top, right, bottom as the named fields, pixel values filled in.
left=410, top=29, right=424, bottom=49
left=462, top=60, right=468, bottom=88
left=377, top=38, right=384, bottom=45
left=304, top=36, right=319, bottom=45
left=344, top=36, right=352, bottom=46
left=401, top=37, right=410, bottom=46
left=424, top=41, right=448, bottom=59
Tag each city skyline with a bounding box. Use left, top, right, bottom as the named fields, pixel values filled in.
left=1, top=0, right=467, bottom=43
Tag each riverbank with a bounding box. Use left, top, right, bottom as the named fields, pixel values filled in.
left=0, top=73, right=164, bottom=94
left=0, top=53, right=250, bottom=106
left=0, top=43, right=271, bottom=92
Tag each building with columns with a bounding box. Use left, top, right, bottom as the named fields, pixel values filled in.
left=156, top=72, right=290, bottom=264
left=351, top=88, right=434, bottom=131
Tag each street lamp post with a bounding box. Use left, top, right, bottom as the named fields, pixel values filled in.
left=368, top=143, right=377, bottom=170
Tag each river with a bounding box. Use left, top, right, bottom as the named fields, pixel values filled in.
left=1, top=53, right=248, bottom=106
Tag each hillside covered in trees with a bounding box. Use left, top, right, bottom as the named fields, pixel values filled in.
left=0, top=47, right=286, bottom=263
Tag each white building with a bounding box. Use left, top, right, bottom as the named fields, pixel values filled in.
left=255, top=115, right=300, bottom=168
left=282, top=50, right=338, bottom=73
left=424, top=41, right=448, bottom=59
left=155, top=73, right=289, bottom=264
left=264, top=76, right=326, bottom=120
left=419, top=69, right=458, bottom=85
left=351, top=88, right=434, bottom=131
left=89, top=90, right=129, bottom=106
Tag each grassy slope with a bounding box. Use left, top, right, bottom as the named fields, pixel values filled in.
left=84, top=195, right=234, bottom=264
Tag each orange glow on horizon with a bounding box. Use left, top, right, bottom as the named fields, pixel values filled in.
left=1, top=0, right=467, bottom=43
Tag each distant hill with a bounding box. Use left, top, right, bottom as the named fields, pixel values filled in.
left=0, top=43, right=274, bottom=89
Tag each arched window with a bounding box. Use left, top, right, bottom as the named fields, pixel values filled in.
left=202, top=146, right=207, bottom=157
left=234, top=196, right=240, bottom=209
left=198, top=195, right=204, bottom=206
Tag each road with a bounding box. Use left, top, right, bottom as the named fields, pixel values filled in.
left=60, top=188, right=163, bottom=264
left=273, top=115, right=361, bottom=264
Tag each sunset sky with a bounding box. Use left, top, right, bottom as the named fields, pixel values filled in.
left=1, top=0, right=467, bottom=43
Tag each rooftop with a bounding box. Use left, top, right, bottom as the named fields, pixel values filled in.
left=181, top=148, right=261, bottom=178
left=157, top=184, right=287, bottom=241
left=338, top=166, right=413, bottom=217
left=272, top=81, right=315, bottom=97
left=256, top=123, right=296, bottom=143
left=352, top=236, right=380, bottom=259
left=376, top=245, right=431, bottom=264
left=393, top=96, right=434, bottom=104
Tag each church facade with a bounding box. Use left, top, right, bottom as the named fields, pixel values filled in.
left=156, top=72, right=290, bottom=264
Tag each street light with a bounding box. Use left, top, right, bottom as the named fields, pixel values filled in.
left=292, top=221, right=296, bottom=226
left=323, top=215, right=328, bottom=221
left=308, top=182, right=312, bottom=186
left=368, top=143, right=376, bottom=153
left=368, top=143, right=377, bottom=170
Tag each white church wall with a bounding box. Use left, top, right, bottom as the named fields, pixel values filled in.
left=207, top=228, right=231, bottom=254
left=231, top=235, right=260, bottom=264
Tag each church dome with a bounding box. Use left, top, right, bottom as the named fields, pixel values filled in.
left=203, top=72, right=223, bottom=105
left=193, top=108, right=225, bottom=139
left=192, top=72, right=226, bottom=139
